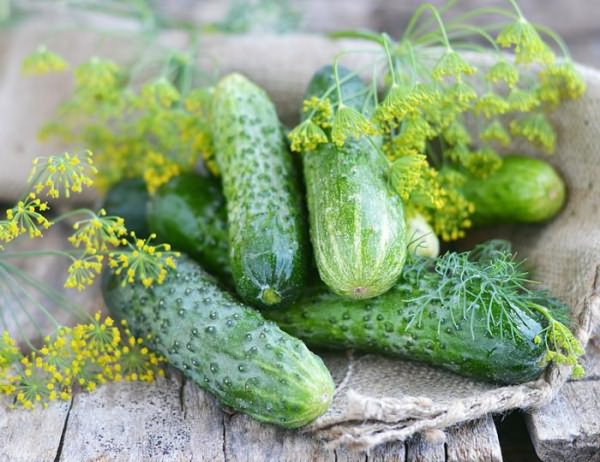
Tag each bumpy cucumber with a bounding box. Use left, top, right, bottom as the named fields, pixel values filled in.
left=211, top=73, right=308, bottom=307
left=266, top=243, right=551, bottom=384
left=301, top=65, right=407, bottom=299
left=147, top=173, right=230, bottom=281
left=102, top=256, right=334, bottom=428
left=102, top=178, right=150, bottom=237
left=459, top=155, right=566, bottom=226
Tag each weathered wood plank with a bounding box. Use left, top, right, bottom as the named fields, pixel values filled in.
left=526, top=379, right=600, bottom=462
left=0, top=398, right=70, bottom=462
left=446, top=415, right=503, bottom=462
left=405, top=433, right=445, bottom=462
left=59, top=373, right=225, bottom=462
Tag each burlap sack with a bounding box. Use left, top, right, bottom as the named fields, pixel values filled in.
left=1, top=17, right=599, bottom=449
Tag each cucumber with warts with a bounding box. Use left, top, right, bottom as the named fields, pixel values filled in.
left=147, top=173, right=230, bottom=281
left=211, top=73, right=309, bottom=307
left=301, top=65, right=407, bottom=299
left=266, top=241, right=581, bottom=384
left=102, top=255, right=334, bottom=428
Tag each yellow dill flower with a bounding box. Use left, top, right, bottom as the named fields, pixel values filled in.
left=474, top=92, right=510, bottom=118
left=375, top=83, right=437, bottom=132
left=485, top=61, right=520, bottom=88
left=388, top=152, right=430, bottom=201
left=431, top=188, right=475, bottom=242
left=538, top=63, right=586, bottom=106
left=480, top=120, right=511, bottom=146
left=463, top=148, right=503, bottom=179
left=117, top=324, right=165, bottom=382
left=68, top=209, right=127, bottom=252
left=5, top=193, right=52, bottom=239
left=508, top=88, right=540, bottom=112
left=22, top=45, right=68, bottom=75
left=510, top=113, right=556, bottom=153
left=288, top=120, right=328, bottom=153
left=108, top=233, right=180, bottom=287
left=29, top=151, right=96, bottom=199
left=448, top=81, right=477, bottom=111
left=140, top=78, right=181, bottom=109
left=444, top=143, right=470, bottom=165
left=432, top=49, right=477, bottom=81
left=496, top=18, right=555, bottom=65
left=64, top=255, right=104, bottom=291
left=143, top=152, right=182, bottom=195
left=75, top=57, right=122, bottom=100
left=0, top=331, right=22, bottom=369
left=331, top=103, right=378, bottom=147
left=442, top=121, right=471, bottom=146
left=302, top=97, right=333, bottom=129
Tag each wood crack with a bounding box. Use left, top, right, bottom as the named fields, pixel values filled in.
left=53, top=397, right=74, bottom=462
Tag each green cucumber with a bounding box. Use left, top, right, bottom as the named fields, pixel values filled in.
left=102, top=178, right=149, bottom=237
left=266, top=241, right=556, bottom=384
left=147, top=173, right=230, bottom=281
left=102, top=256, right=334, bottom=428
left=301, top=65, right=407, bottom=299
left=459, top=155, right=566, bottom=226
left=211, top=73, right=309, bottom=307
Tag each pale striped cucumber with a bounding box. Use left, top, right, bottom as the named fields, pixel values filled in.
left=211, top=74, right=309, bottom=307
left=302, top=65, right=407, bottom=299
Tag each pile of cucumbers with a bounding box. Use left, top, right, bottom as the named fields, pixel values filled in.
left=102, top=66, right=568, bottom=428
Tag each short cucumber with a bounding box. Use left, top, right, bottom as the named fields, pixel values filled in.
left=459, top=155, right=566, bottom=226
left=102, top=178, right=150, bottom=238
left=102, top=256, right=334, bottom=428
left=266, top=242, right=553, bottom=384
left=301, top=65, right=407, bottom=299
left=211, top=73, right=309, bottom=307
left=147, top=173, right=230, bottom=281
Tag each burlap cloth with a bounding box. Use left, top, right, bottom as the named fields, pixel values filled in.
left=1, top=17, right=599, bottom=449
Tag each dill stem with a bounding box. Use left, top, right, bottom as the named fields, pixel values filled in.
left=0, top=249, right=79, bottom=260
left=53, top=208, right=97, bottom=224
left=534, top=23, right=572, bottom=59
left=404, top=3, right=451, bottom=50
left=382, top=34, right=398, bottom=86
left=506, top=0, right=525, bottom=19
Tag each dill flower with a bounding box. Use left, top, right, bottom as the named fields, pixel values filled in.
left=447, top=81, right=477, bottom=111
left=496, top=18, right=555, bottom=65
left=480, top=120, right=511, bottom=146
left=485, top=61, right=520, bottom=88
left=74, top=57, right=122, bottom=100
left=385, top=117, right=436, bottom=158
left=474, top=92, right=510, bottom=118
left=64, top=255, right=104, bottom=291
left=538, top=63, right=587, bottom=106
left=5, top=193, right=51, bottom=239
left=444, top=143, right=470, bottom=166
left=442, top=121, right=471, bottom=146
left=510, top=113, right=556, bottom=153
left=140, top=78, right=181, bottom=109
left=432, top=49, right=477, bottom=81
left=462, top=147, right=503, bottom=179
left=388, top=152, right=429, bottom=200
left=117, top=322, right=165, bottom=382
left=288, top=119, right=328, bottom=153
left=68, top=209, right=127, bottom=252
left=375, top=83, right=438, bottom=132
left=331, top=103, right=378, bottom=147
left=432, top=188, right=475, bottom=242
left=22, top=46, right=68, bottom=75
left=108, top=233, right=180, bottom=287
left=302, top=96, right=333, bottom=129
left=29, top=151, right=97, bottom=199
left=143, top=152, right=182, bottom=195
left=508, top=88, right=540, bottom=112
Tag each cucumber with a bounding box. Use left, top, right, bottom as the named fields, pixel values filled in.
left=147, top=173, right=230, bottom=281
left=265, top=242, right=554, bottom=384
left=301, top=65, right=407, bottom=299
left=102, top=178, right=149, bottom=237
left=101, top=256, right=334, bottom=428
left=458, top=155, right=566, bottom=226
left=211, top=73, right=309, bottom=307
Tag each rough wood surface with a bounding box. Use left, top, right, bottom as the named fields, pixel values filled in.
left=525, top=344, right=600, bottom=462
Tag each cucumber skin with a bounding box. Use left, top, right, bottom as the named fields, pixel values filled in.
left=461, top=155, right=566, bottom=226
left=302, top=66, right=407, bottom=299
left=101, top=256, right=334, bottom=428
left=211, top=73, right=309, bottom=307
left=265, top=284, right=546, bottom=385
left=102, top=178, right=150, bottom=238
left=147, top=173, right=230, bottom=281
